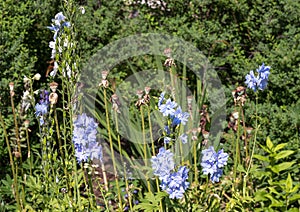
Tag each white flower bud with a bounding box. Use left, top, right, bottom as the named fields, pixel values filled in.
left=33, top=73, right=41, bottom=81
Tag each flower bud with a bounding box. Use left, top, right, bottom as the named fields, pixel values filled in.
left=9, top=82, right=14, bottom=91
left=24, top=120, right=30, bottom=128
left=23, top=76, right=30, bottom=83
left=144, top=86, right=151, bottom=95
left=101, top=70, right=109, bottom=80
left=232, top=111, right=239, bottom=119
left=49, top=92, right=58, bottom=105
left=136, top=90, right=143, bottom=99
left=33, top=73, right=41, bottom=81
left=49, top=82, right=58, bottom=92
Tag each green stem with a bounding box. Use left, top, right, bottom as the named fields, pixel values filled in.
left=147, top=107, right=163, bottom=211
left=0, top=110, right=21, bottom=210
left=244, top=94, right=260, bottom=197
left=10, top=94, right=25, bottom=207
left=25, top=127, right=32, bottom=176
left=103, top=88, right=123, bottom=210
left=140, top=106, right=151, bottom=192
left=193, top=139, right=198, bottom=183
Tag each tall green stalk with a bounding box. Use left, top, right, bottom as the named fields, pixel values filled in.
left=140, top=106, right=151, bottom=192
left=244, top=94, right=259, bottom=198
left=10, top=92, right=26, bottom=207
left=0, top=110, right=21, bottom=210
left=103, top=88, right=123, bottom=210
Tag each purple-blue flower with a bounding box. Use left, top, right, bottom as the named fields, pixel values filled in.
left=39, top=90, right=50, bottom=105
left=201, top=146, right=228, bottom=183
left=35, top=103, right=48, bottom=117
left=158, top=92, right=165, bottom=107
left=159, top=98, right=177, bottom=116
left=72, top=113, right=102, bottom=163
left=160, top=166, right=189, bottom=199
left=245, top=70, right=258, bottom=91
left=151, top=147, right=175, bottom=179
left=179, top=134, right=188, bottom=144
left=47, top=12, right=71, bottom=41
left=164, top=125, right=170, bottom=135
left=164, top=137, right=171, bottom=144
left=171, top=106, right=190, bottom=126
left=245, top=63, right=271, bottom=92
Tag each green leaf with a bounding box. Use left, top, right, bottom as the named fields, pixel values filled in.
left=266, top=137, right=273, bottom=150
left=273, top=143, right=287, bottom=152
left=237, top=164, right=246, bottom=173
left=265, top=194, right=284, bottom=207
left=254, top=190, right=268, bottom=202
left=270, top=161, right=295, bottom=174
left=274, top=150, right=294, bottom=160
left=253, top=154, right=270, bottom=162
left=289, top=194, right=300, bottom=202
left=286, top=173, right=293, bottom=192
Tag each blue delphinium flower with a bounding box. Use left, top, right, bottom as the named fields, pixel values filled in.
left=201, top=146, right=228, bottom=183
left=160, top=166, right=190, bottom=199
left=151, top=147, right=175, bottom=179
left=72, top=113, right=102, bottom=163
left=171, top=106, right=190, bottom=126
left=35, top=103, right=48, bottom=117
left=164, top=137, right=171, bottom=144
left=39, top=90, right=50, bottom=105
left=245, top=63, right=270, bottom=92
left=245, top=70, right=258, bottom=91
left=35, top=90, right=50, bottom=126
left=159, top=98, right=177, bottom=116
left=179, top=133, right=188, bottom=144
left=164, top=125, right=170, bottom=135
left=158, top=92, right=165, bottom=107
left=47, top=12, right=71, bottom=40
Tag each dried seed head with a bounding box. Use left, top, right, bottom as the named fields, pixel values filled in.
left=164, top=58, right=176, bottom=67
left=101, top=70, right=109, bottom=80
left=144, top=86, right=151, bottom=95
left=187, top=96, right=193, bottom=105
left=202, top=131, right=210, bottom=139
left=236, top=86, right=246, bottom=94
left=13, top=151, right=21, bottom=158
left=232, top=111, right=239, bottom=119
left=101, top=79, right=109, bottom=88
left=136, top=90, right=143, bottom=99
left=23, top=76, right=30, bottom=84
left=9, top=82, right=14, bottom=91
left=49, top=92, right=58, bottom=105
left=24, top=120, right=30, bottom=128
left=49, top=82, right=58, bottom=92
left=111, top=94, right=118, bottom=102
left=246, top=127, right=253, bottom=135
left=164, top=48, right=172, bottom=58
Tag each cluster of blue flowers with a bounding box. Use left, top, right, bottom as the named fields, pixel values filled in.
left=151, top=147, right=175, bottom=178
left=72, top=113, right=103, bottom=163
left=47, top=12, right=70, bottom=76
left=35, top=90, right=50, bottom=125
left=158, top=92, right=189, bottom=127
left=47, top=12, right=71, bottom=41
left=151, top=147, right=189, bottom=199
left=201, top=146, right=229, bottom=183
left=245, top=63, right=271, bottom=92
left=158, top=92, right=190, bottom=144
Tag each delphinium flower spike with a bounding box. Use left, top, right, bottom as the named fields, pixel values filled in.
left=245, top=63, right=270, bottom=92
left=201, top=146, right=229, bottom=183
left=72, top=113, right=102, bottom=163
